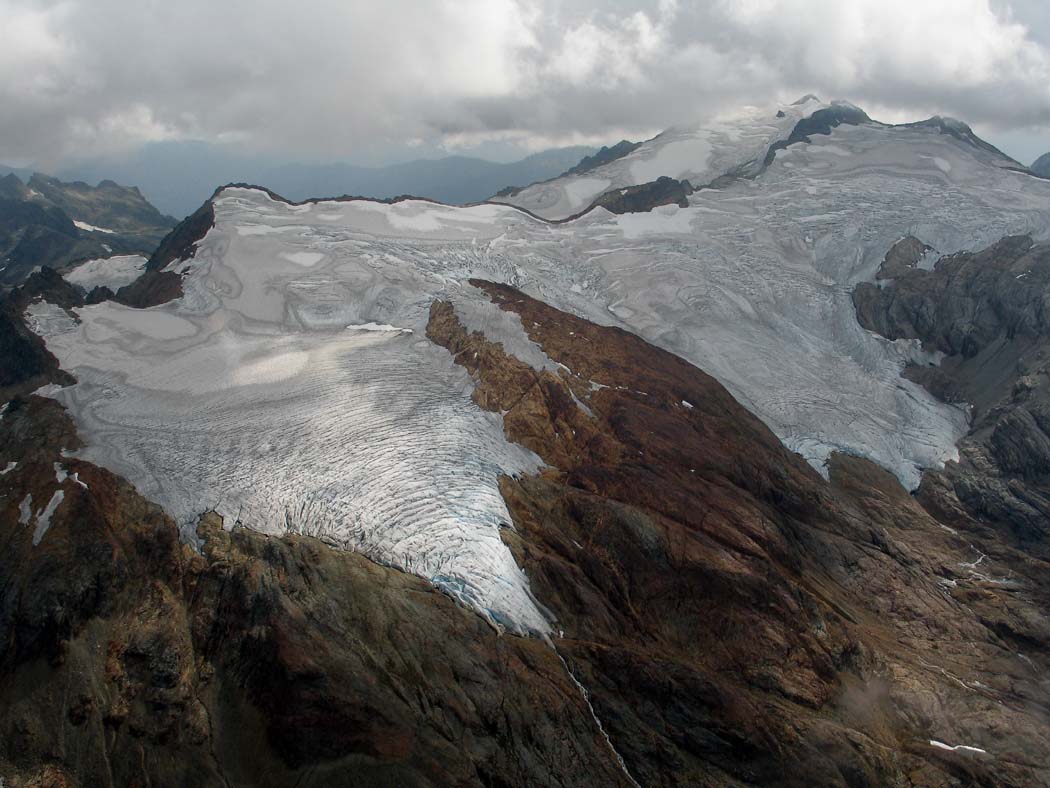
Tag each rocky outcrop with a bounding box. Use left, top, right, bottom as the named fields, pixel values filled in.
left=144, top=197, right=215, bottom=273
left=1033, top=152, right=1050, bottom=178
left=591, top=176, right=693, bottom=214
left=764, top=103, right=871, bottom=166
left=112, top=270, right=184, bottom=308
left=853, top=234, right=1050, bottom=556
left=563, top=140, right=642, bottom=177
left=0, top=268, right=82, bottom=400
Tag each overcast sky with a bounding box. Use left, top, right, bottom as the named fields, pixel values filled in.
left=3, top=0, right=1050, bottom=169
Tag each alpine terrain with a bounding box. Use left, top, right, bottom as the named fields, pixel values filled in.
left=0, top=173, right=176, bottom=286
left=3, top=96, right=1050, bottom=787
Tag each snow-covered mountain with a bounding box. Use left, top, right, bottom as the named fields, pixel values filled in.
left=0, top=172, right=175, bottom=286
left=9, top=96, right=1050, bottom=786
left=489, top=95, right=832, bottom=219
left=27, top=98, right=1050, bottom=634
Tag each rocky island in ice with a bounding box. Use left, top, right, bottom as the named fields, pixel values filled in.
left=30, top=100, right=1050, bottom=633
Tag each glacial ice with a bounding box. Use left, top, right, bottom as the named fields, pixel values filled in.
left=64, top=254, right=148, bottom=291
left=492, top=97, right=826, bottom=219
left=30, top=104, right=1050, bottom=632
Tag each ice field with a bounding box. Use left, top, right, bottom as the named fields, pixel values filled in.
left=32, top=104, right=1050, bottom=631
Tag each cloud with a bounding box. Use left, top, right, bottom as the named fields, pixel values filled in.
left=0, top=0, right=1048, bottom=167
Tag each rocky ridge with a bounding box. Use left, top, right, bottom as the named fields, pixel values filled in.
left=854, top=234, right=1050, bottom=555
left=0, top=173, right=175, bottom=287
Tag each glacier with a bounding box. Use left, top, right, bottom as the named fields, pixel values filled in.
left=64, top=254, right=149, bottom=291
left=29, top=103, right=1050, bottom=633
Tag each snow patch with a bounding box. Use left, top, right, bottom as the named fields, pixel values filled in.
left=18, top=494, right=32, bottom=525
left=346, top=322, right=413, bottom=334
left=64, top=254, right=148, bottom=291
left=74, top=220, right=115, bottom=234
left=33, top=490, right=64, bottom=545
left=929, top=740, right=987, bottom=755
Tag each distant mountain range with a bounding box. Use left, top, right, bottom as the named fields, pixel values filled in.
left=47, top=142, right=598, bottom=218
left=0, top=173, right=175, bottom=286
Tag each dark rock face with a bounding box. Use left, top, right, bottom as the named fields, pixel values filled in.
left=145, top=197, right=216, bottom=273
left=563, top=140, right=643, bottom=177
left=0, top=173, right=175, bottom=287
left=765, top=103, right=872, bottom=165
left=854, top=235, right=1049, bottom=360
left=0, top=268, right=83, bottom=400
left=112, top=270, right=184, bottom=308
left=591, top=176, right=693, bottom=214
left=853, top=234, right=1050, bottom=557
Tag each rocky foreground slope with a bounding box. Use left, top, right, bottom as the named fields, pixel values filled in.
left=3, top=266, right=1050, bottom=785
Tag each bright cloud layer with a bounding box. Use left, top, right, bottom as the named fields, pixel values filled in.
left=1, top=0, right=1048, bottom=166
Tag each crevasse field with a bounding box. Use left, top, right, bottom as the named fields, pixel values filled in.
left=36, top=102, right=1050, bottom=632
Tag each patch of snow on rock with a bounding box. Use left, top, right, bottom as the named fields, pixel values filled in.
left=33, top=490, right=64, bottom=545
left=64, top=254, right=148, bottom=291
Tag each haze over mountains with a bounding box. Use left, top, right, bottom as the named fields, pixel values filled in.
left=43, top=143, right=598, bottom=218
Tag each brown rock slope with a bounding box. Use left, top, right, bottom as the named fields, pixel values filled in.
left=0, top=397, right=634, bottom=788
left=428, top=280, right=1050, bottom=787
left=0, top=273, right=1048, bottom=786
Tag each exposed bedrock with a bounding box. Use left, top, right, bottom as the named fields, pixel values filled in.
left=853, top=235, right=1050, bottom=552
left=590, top=175, right=693, bottom=214
left=2, top=279, right=1050, bottom=786
left=427, top=280, right=1050, bottom=787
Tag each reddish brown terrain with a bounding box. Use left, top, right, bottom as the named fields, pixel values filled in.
left=1, top=265, right=1048, bottom=785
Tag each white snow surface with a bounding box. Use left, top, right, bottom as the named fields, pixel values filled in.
left=65, top=254, right=148, bottom=291
left=929, top=740, right=988, bottom=755
left=73, top=220, right=116, bottom=234
left=492, top=98, right=825, bottom=220
left=30, top=107, right=1050, bottom=633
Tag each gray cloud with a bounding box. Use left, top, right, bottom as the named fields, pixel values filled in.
left=2, top=0, right=1049, bottom=168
